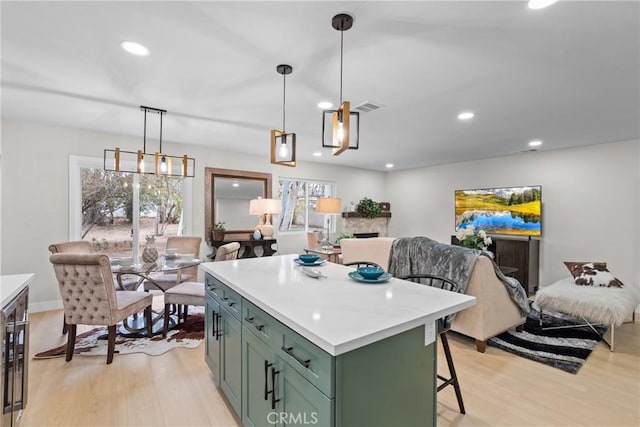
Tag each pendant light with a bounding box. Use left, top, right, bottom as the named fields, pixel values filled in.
left=104, top=106, right=196, bottom=177
left=270, top=64, right=296, bottom=167
left=322, top=13, right=360, bottom=155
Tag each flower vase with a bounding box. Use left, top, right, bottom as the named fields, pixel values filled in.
left=142, top=236, right=159, bottom=264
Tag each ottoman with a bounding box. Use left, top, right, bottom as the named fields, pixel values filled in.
left=535, top=278, right=640, bottom=351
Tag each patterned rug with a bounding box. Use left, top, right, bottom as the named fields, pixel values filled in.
left=488, top=305, right=608, bottom=374
left=33, top=312, right=204, bottom=359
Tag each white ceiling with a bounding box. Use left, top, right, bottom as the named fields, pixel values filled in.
left=2, top=1, right=639, bottom=171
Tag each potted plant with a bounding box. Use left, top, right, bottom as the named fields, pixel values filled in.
left=334, top=232, right=354, bottom=246
left=455, top=225, right=492, bottom=251
left=211, top=221, right=226, bottom=241
left=357, top=197, right=382, bottom=219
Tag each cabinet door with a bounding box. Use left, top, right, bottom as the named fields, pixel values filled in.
left=275, top=358, right=333, bottom=427
left=205, top=296, right=221, bottom=382
left=220, top=306, right=242, bottom=417
left=495, top=239, right=534, bottom=293
left=242, top=327, right=277, bottom=427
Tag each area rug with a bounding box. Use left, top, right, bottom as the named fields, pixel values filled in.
left=34, top=312, right=204, bottom=359
left=487, top=304, right=608, bottom=374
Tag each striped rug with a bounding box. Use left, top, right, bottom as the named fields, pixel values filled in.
left=488, top=305, right=608, bottom=374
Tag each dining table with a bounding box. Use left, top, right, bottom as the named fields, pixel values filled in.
left=112, top=256, right=202, bottom=336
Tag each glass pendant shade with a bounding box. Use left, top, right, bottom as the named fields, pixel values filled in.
left=270, top=129, right=296, bottom=166
left=322, top=102, right=359, bottom=155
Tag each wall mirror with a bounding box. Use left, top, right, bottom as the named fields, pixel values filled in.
left=205, top=167, right=272, bottom=242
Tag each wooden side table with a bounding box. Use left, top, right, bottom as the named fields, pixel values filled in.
left=305, top=247, right=342, bottom=264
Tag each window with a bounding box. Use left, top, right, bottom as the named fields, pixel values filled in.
left=69, top=156, right=192, bottom=258
left=277, top=178, right=335, bottom=232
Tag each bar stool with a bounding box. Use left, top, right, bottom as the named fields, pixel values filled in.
left=398, top=274, right=466, bottom=414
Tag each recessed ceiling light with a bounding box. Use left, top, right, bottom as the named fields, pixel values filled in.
left=385, top=163, right=394, bottom=169
left=528, top=0, right=558, bottom=10
left=120, top=40, right=149, bottom=56
left=528, top=140, right=543, bottom=147
left=317, top=101, right=333, bottom=109
left=312, top=152, right=322, bottom=157
left=457, top=111, right=474, bottom=120
left=232, top=182, right=239, bottom=187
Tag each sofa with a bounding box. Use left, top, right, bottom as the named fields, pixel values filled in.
left=340, top=237, right=526, bottom=352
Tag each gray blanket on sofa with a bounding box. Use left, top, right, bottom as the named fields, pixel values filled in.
left=388, top=237, right=530, bottom=327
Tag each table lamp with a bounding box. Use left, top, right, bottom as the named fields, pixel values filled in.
left=249, top=198, right=282, bottom=239
left=315, top=197, right=342, bottom=246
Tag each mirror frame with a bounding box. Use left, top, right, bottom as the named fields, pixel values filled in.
left=205, top=167, right=272, bottom=242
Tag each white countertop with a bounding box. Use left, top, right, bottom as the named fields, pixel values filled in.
left=1, top=274, right=34, bottom=307
left=201, top=255, right=475, bottom=356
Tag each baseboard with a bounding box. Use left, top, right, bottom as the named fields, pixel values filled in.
left=30, top=299, right=63, bottom=313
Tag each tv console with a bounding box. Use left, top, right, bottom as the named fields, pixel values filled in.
left=451, top=235, right=539, bottom=295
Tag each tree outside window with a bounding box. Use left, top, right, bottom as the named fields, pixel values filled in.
left=277, top=178, right=334, bottom=232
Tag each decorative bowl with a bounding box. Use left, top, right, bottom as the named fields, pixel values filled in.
left=357, top=266, right=385, bottom=280
left=298, top=254, right=320, bottom=263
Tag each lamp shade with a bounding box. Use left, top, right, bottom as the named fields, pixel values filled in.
left=250, top=198, right=282, bottom=214
left=249, top=199, right=262, bottom=215
left=316, top=197, right=342, bottom=214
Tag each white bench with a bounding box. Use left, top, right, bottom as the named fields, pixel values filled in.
left=535, top=278, right=640, bottom=351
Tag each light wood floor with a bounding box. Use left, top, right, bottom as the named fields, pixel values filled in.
left=23, top=309, right=639, bottom=427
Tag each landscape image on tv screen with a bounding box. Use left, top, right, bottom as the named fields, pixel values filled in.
left=455, top=186, right=542, bottom=236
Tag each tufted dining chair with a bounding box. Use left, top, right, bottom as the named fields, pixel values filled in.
left=162, top=242, right=240, bottom=337
left=49, top=253, right=153, bottom=364
left=49, top=240, right=139, bottom=334
left=143, top=236, right=202, bottom=292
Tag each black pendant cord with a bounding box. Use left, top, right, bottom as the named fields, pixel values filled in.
left=339, top=28, right=344, bottom=105
left=159, top=110, right=163, bottom=153
left=282, top=72, right=286, bottom=132
left=143, top=108, right=147, bottom=154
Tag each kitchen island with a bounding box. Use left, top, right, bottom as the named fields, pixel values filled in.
left=201, top=255, right=475, bottom=427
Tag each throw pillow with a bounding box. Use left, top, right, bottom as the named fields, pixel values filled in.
left=564, top=261, right=624, bottom=288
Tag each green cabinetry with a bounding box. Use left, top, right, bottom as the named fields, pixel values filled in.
left=205, top=275, right=242, bottom=416
left=205, top=273, right=437, bottom=427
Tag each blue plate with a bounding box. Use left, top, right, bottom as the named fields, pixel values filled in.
left=348, top=271, right=392, bottom=284
left=294, top=258, right=327, bottom=267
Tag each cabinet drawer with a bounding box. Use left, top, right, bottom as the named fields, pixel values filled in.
left=205, top=274, right=241, bottom=320
left=242, top=299, right=282, bottom=349
left=220, top=286, right=241, bottom=320
left=278, top=325, right=335, bottom=398
left=205, top=274, right=223, bottom=299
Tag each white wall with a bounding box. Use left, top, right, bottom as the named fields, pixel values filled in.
left=386, top=140, right=640, bottom=289
left=1, top=119, right=385, bottom=311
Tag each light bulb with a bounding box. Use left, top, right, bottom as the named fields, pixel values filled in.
left=138, top=154, right=145, bottom=173
left=336, top=122, right=345, bottom=142
left=279, top=142, right=289, bottom=158
left=160, top=155, right=168, bottom=173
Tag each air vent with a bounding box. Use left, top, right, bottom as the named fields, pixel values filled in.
left=353, top=101, right=383, bottom=113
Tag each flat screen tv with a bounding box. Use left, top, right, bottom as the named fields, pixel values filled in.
left=455, top=186, right=542, bottom=237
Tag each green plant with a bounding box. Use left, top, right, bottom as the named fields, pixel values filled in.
left=212, top=221, right=226, bottom=232
left=335, top=233, right=354, bottom=244
left=357, top=197, right=381, bottom=219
